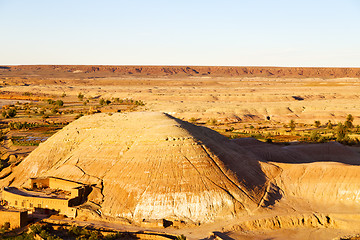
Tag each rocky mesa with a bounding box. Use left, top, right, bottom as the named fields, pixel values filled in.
left=2, top=65, right=360, bottom=78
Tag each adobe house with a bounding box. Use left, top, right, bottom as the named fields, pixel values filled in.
left=0, top=209, right=27, bottom=229
left=30, top=177, right=87, bottom=205
left=1, top=177, right=89, bottom=218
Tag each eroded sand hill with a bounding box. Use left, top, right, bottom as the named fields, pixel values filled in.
left=1, top=112, right=360, bottom=239
left=1, top=112, right=277, bottom=223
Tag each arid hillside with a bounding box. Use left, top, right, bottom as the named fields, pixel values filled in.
left=2, top=112, right=360, bottom=240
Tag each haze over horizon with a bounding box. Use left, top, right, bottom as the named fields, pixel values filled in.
left=1, top=0, right=359, bottom=67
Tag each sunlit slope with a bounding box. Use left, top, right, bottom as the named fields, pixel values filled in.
left=2, top=112, right=276, bottom=223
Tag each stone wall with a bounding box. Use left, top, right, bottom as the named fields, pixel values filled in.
left=48, top=177, right=83, bottom=192
left=31, top=178, right=49, bottom=189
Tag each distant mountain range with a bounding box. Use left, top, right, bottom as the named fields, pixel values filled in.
left=1, top=65, right=360, bottom=78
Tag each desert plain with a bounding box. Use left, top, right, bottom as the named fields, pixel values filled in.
left=2, top=65, right=360, bottom=125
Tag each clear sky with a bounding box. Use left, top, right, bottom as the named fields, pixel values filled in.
left=0, top=0, right=359, bottom=67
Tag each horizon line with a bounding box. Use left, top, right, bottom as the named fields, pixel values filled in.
left=2, top=64, right=360, bottom=69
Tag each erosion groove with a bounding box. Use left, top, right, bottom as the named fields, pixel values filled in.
left=228, top=213, right=334, bottom=231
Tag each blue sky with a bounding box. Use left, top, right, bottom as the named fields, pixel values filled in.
left=0, top=0, right=359, bottom=67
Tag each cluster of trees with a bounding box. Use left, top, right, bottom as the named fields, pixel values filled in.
left=99, top=98, right=145, bottom=106
left=77, top=92, right=145, bottom=107
left=17, top=223, right=140, bottom=240
left=99, top=98, right=111, bottom=105
left=4, top=222, right=186, bottom=240
left=1, top=108, right=16, bottom=118
left=290, top=114, right=359, bottom=145
left=118, top=98, right=145, bottom=106
left=335, top=115, right=357, bottom=144
left=45, top=99, right=64, bottom=107
left=8, top=121, right=39, bottom=130
left=111, top=98, right=145, bottom=106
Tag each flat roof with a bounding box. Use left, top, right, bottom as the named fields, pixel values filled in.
left=4, top=187, right=68, bottom=200
left=31, top=176, right=85, bottom=187
left=0, top=208, right=27, bottom=213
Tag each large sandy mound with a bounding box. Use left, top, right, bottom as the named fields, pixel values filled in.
left=1, top=112, right=278, bottom=223
left=3, top=113, right=360, bottom=236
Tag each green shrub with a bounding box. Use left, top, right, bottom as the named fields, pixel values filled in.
left=51, top=108, right=58, bottom=114
left=189, top=117, right=197, bottom=123
left=8, top=108, right=16, bottom=118
left=289, top=120, right=295, bottom=131
left=355, top=125, right=360, bottom=133
left=208, top=118, right=217, bottom=125
left=176, top=235, right=187, bottom=240
left=69, top=225, right=83, bottom=236
left=55, top=100, right=64, bottom=106
left=310, top=130, right=321, bottom=142
left=0, top=130, right=4, bottom=142
left=336, top=122, right=347, bottom=142
left=8, top=121, right=35, bottom=130
left=75, top=113, right=84, bottom=119
left=327, top=120, right=333, bottom=129
left=1, top=108, right=17, bottom=118
left=78, top=92, right=84, bottom=101
left=46, top=99, right=55, bottom=105
left=30, top=224, right=43, bottom=234
left=345, top=114, right=354, bottom=129
left=2, top=222, right=10, bottom=230
left=134, top=100, right=145, bottom=106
